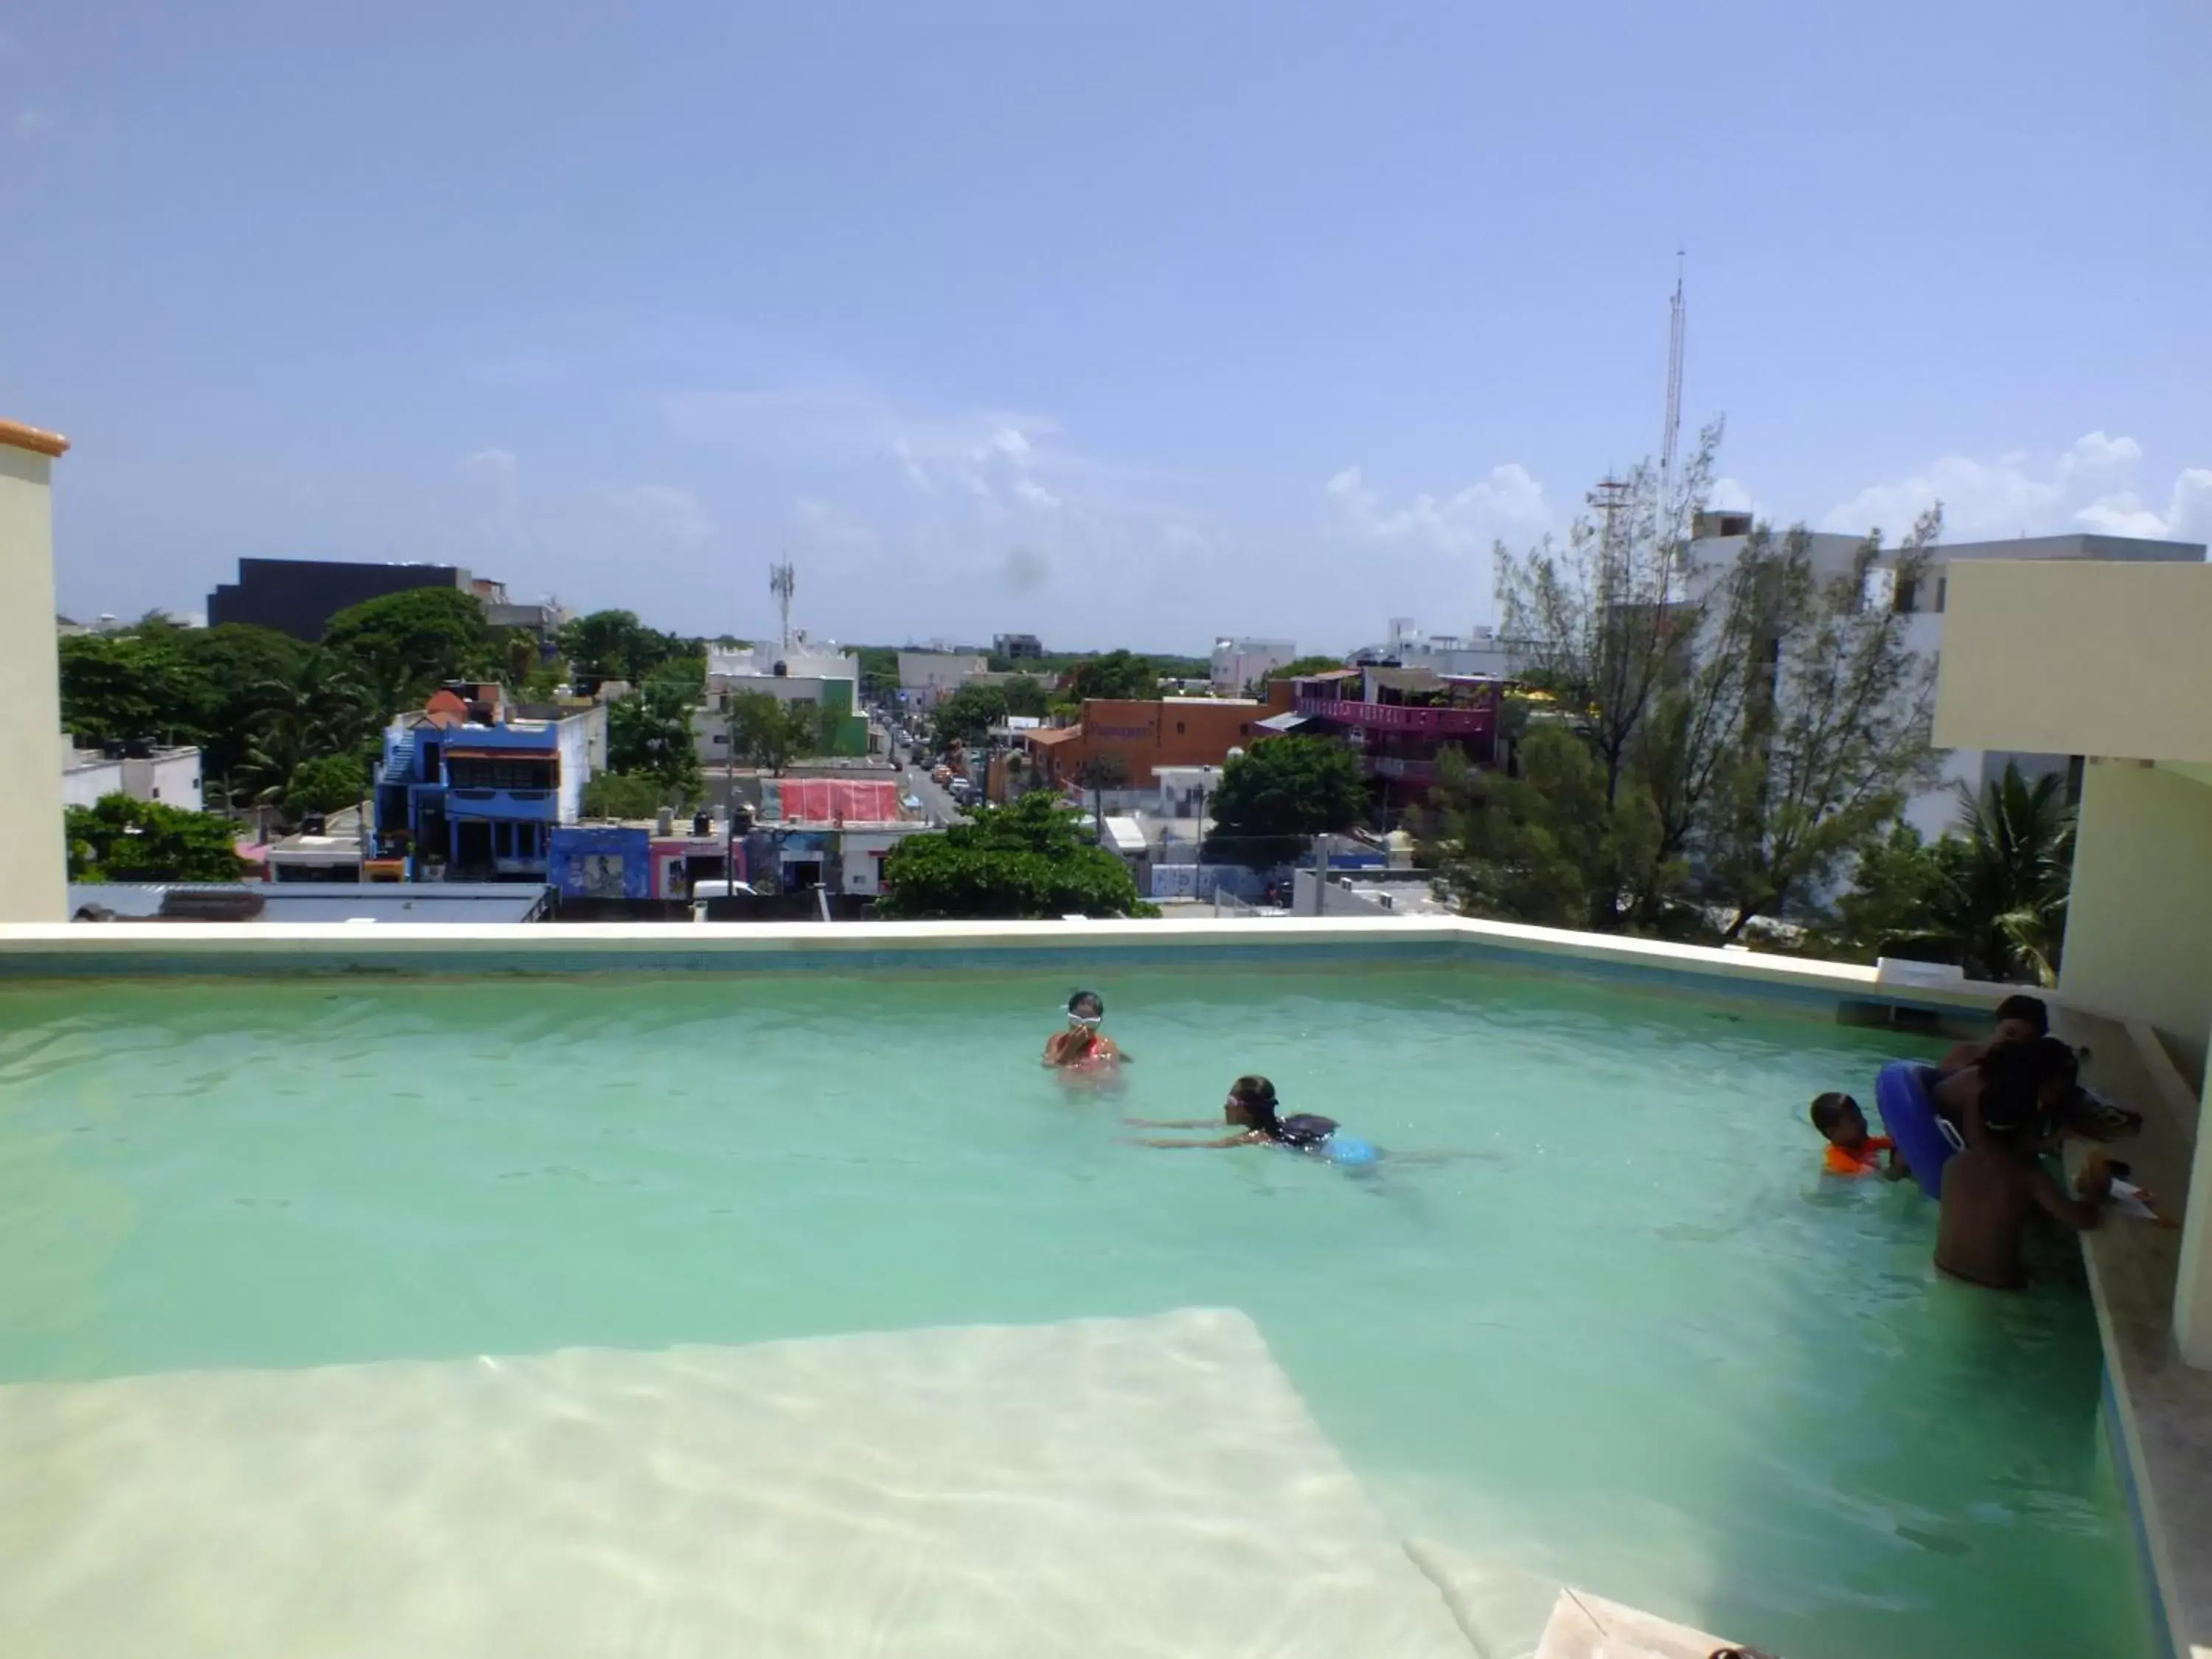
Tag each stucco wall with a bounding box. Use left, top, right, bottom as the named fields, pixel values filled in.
left=1936, top=561, right=2212, bottom=764
left=0, top=442, right=66, bottom=922
left=2060, top=760, right=2212, bottom=1084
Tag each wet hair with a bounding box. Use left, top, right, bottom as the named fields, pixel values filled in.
left=1994, top=994, right=2049, bottom=1036
left=1068, top=990, right=1104, bottom=1019
left=1229, top=1074, right=1281, bottom=1134
left=1978, top=1037, right=2078, bottom=1141
left=1809, top=1092, right=1860, bottom=1133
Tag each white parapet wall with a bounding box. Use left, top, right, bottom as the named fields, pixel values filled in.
left=0, top=421, right=69, bottom=925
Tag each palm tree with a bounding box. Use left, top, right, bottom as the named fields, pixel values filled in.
left=236, top=651, right=380, bottom=808
left=1933, top=763, right=2076, bottom=984
left=1076, top=754, right=1130, bottom=845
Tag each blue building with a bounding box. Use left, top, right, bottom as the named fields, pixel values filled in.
left=374, top=689, right=594, bottom=881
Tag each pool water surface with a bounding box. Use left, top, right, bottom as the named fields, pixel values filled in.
left=0, top=961, right=2154, bottom=1658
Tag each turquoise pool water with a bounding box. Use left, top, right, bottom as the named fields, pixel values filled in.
left=0, top=961, right=2152, bottom=1658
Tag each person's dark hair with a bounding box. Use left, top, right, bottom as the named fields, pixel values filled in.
left=1229, top=1074, right=1280, bottom=1134
left=1809, top=1092, right=1857, bottom=1133
left=1979, top=1036, right=2078, bottom=1141
left=1068, top=990, right=1104, bottom=1019
left=1994, top=994, right=2049, bottom=1036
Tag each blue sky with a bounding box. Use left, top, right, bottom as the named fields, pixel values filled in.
left=5, top=3, right=2207, bottom=651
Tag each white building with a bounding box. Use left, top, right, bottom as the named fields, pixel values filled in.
left=1682, top=517, right=2207, bottom=841
left=60, top=737, right=204, bottom=811
left=1210, top=638, right=1296, bottom=694
left=898, top=651, right=989, bottom=710
left=1352, top=619, right=1521, bottom=679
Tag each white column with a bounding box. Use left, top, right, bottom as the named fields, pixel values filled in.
left=0, top=420, right=69, bottom=923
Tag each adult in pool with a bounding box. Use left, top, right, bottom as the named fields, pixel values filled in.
left=1133, top=1075, right=1379, bottom=1166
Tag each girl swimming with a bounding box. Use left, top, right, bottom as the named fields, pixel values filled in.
left=1134, top=1075, right=1377, bottom=1166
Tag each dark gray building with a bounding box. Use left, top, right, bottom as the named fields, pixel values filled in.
left=207, top=558, right=467, bottom=639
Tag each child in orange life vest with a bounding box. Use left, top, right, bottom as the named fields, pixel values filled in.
left=1809, top=1091, right=1907, bottom=1180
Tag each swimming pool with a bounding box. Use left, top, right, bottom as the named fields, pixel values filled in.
left=0, top=959, right=2154, bottom=1658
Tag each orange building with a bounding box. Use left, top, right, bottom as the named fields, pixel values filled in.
left=1020, top=685, right=1295, bottom=790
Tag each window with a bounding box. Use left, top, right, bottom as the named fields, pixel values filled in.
left=1891, top=577, right=1919, bottom=615
left=1175, top=721, right=1186, bottom=735
left=1935, top=575, right=1948, bottom=613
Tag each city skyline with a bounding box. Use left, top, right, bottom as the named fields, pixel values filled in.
left=6, top=3, right=2208, bottom=649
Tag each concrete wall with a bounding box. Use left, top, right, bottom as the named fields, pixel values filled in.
left=2059, top=761, right=2212, bottom=1085
left=0, top=431, right=67, bottom=922
left=1936, top=560, right=2212, bottom=764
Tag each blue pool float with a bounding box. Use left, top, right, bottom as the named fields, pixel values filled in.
left=1874, top=1060, right=1964, bottom=1200
left=1324, top=1135, right=1380, bottom=1169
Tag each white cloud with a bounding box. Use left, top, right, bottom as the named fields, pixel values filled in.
left=1824, top=432, right=2211, bottom=546
left=1012, top=478, right=1060, bottom=511
left=1325, top=462, right=1551, bottom=553
left=606, top=482, right=712, bottom=550
left=1708, top=476, right=1761, bottom=516
left=790, top=496, right=877, bottom=552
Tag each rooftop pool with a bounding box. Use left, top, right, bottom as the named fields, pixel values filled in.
left=0, top=956, right=2155, bottom=1658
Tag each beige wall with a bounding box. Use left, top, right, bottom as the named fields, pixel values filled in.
left=0, top=441, right=66, bottom=922
left=2060, top=761, right=2212, bottom=1084
left=1935, top=560, right=2212, bottom=763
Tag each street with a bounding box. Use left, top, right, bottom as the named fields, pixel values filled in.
left=902, top=762, right=965, bottom=827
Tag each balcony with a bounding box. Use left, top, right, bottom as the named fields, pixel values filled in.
left=1295, top=695, right=1495, bottom=738
left=441, top=787, right=559, bottom=821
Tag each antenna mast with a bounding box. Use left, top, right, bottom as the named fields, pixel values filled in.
left=1660, top=250, right=1686, bottom=498
left=769, top=560, right=796, bottom=653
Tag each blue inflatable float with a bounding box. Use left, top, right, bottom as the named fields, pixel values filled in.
left=1874, top=1060, right=1964, bottom=1200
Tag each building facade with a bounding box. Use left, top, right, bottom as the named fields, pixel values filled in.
left=60, top=738, right=204, bottom=811
left=1352, top=619, right=1521, bottom=679
left=898, top=650, right=990, bottom=710
left=207, top=558, right=474, bottom=640
left=1210, top=637, right=1297, bottom=694
left=1287, top=667, right=1505, bottom=807
left=1020, top=689, right=1293, bottom=791
left=698, top=644, right=871, bottom=762
left=373, top=690, right=595, bottom=880
left=993, top=633, right=1044, bottom=661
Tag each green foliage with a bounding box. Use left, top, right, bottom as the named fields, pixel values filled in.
left=877, top=791, right=1152, bottom=919
left=232, top=648, right=381, bottom=813
left=1203, top=736, right=1368, bottom=869
left=610, top=683, right=703, bottom=793
left=999, top=675, right=1051, bottom=717
left=1068, top=650, right=1161, bottom=703
left=1260, top=655, right=1347, bottom=685
left=582, top=772, right=691, bottom=818
left=66, top=795, right=245, bottom=883
left=323, top=588, right=495, bottom=701
left=722, top=692, right=822, bottom=774
left=284, top=754, right=369, bottom=818
left=932, top=682, right=1009, bottom=748
left=557, top=610, right=697, bottom=688
left=1821, top=766, right=2076, bottom=984
left=58, top=632, right=216, bottom=748
left=856, top=646, right=901, bottom=701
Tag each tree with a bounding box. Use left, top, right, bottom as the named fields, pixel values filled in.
left=1001, top=675, right=1051, bottom=718
left=609, top=684, right=703, bottom=793
left=1068, top=650, right=1160, bottom=702
left=582, top=772, right=690, bottom=818
left=1930, top=765, right=2076, bottom=984
left=1259, top=655, right=1347, bottom=686
left=933, top=682, right=1010, bottom=748
left=1701, top=509, right=1942, bottom=938
left=66, top=795, right=245, bottom=883
left=1203, top=737, right=1367, bottom=869
left=1478, top=425, right=1941, bottom=937
left=1820, top=821, right=1956, bottom=965
left=324, top=588, right=495, bottom=701
left=877, top=791, right=1152, bottom=919
left=177, top=625, right=313, bottom=778
left=285, top=754, right=369, bottom=818
left=58, top=632, right=214, bottom=748
left=723, top=692, right=819, bottom=774
left=1075, top=754, right=1130, bottom=839
left=234, top=649, right=380, bottom=810
left=558, top=610, right=694, bottom=689
left=1421, top=729, right=1669, bottom=928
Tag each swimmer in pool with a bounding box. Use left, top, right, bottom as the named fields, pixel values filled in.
left=1935, top=1055, right=2110, bottom=1290
left=1043, top=989, right=1125, bottom=1070
left=1133, top=1075, right=1374, bottom=1164
left=1808, top=1091, right=1907, bottom=1180
left=1935, top=992, right=2050, bottom=1077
